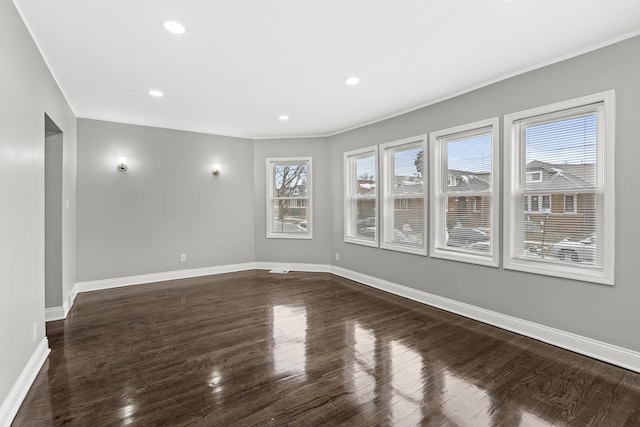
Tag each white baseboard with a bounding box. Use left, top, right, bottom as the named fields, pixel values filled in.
left=330, top=266, right=640, bottom=374
left=44, top=306, right=65, bottom=322
left=254, top=262, right=330, bottom=273
left=0, top=338, right=50, bottom=427
left=75, top=262, right=257, bottom=293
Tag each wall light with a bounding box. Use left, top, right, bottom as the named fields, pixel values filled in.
left=117, top=156, right=128, bottom=171
left=212, top=164, right=221, bottom=176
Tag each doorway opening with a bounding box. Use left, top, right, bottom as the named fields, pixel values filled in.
left=45, top=114, right=63, bottom=320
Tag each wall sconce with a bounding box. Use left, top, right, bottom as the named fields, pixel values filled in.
left=212, top=164, right=221, bottom=176
left=117, top=156, right=128, bottom=172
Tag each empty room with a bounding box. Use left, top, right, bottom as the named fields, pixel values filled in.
left=2, top=0, right=640, bottom=425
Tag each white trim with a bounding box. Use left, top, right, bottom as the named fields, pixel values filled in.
left=266, top=157, right=313, bottom=239
left=329, top=266, right=640, bottom=374
left=0, top=338, right=50, bottom=427
left=75, top=263, right=256, bottom=293
left=254, top=262, right=330, bottom=273
left=379, top=135, right=428, bottom=256
left=45, top=306, right=65, bottom=322
left=46, top=286, right=80, bottom=322
left=429, top=117, right=500, bottom=267
left=75, top=262, right=333, bottom=294
left=503, top=90, right=615, bottom=286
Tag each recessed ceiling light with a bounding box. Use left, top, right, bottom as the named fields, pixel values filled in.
left=163, top=20, right=186, bottom=34
left=148, top=89, right=164, bottom=97
left=278, top=115, right=290, bottom=121
left=344, top=76, right=360, bottom=86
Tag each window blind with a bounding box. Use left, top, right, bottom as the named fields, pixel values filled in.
left=513, top=103, right=604, bottom=268
left=382, top=141, right=425, bottom=252
left=439, top=127, right=493, bottom=255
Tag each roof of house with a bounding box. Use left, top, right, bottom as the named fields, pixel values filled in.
left=394, top=176, right=424, bottom=195
left=526, top=160, right=593, bottom=190
left=448, top=170, right=491, bottom=192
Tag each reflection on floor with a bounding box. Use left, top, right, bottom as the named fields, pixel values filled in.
left=12, top=270, right=640, bottom=426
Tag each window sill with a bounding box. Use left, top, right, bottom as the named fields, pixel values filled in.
left=431, top=247, right=499, bottom=267
left=344, top=236, right=378, bottom=248
left=504, top=257, right=613, bottom=286
left=380, top=242, right=426, bottom=256
left=267, top=233, right=313, bottom=240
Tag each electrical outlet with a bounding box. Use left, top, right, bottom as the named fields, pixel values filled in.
left=335, top=253, right=340, bottom=262
left=180, top=253, right=187, bottom=262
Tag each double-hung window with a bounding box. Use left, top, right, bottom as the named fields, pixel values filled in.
left=344, top=147, right=378, bottom=247
left=504, top=91, right=615, bottom=285
left=430, top=118, right=499, bottom=266
left=266, top=157, right=312, bottom=239
left=380, top=136, right=427, bottom=255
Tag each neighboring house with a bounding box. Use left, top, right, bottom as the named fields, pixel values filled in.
left=355, top=179, right=376, bottom=225
left=445, top=160, right=594, bottom=246
left=393, top=176, right=424, bottom=232
left=277, top=184, right=308, bottom=217
left=446, top=170, right=492, bottom=230
left=522, top=160, right=595, bottom=245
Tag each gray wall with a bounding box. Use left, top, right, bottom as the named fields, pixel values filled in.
left=329, top=35, right=640, bottom=352
left=0, top=0, right=77, bottom=414
left=253, top=138, right=331, bottom=265
left=45, top=132, right=63, bottom=308
left=76, top=119, right=255, bottom=281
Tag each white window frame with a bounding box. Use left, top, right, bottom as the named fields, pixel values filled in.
left=266, top=157, right=312, bottom=239
left=503, top=91, right=615, bottom=285
left=380, top=135, right=427, bottom=256
left=429, top=117, right=500, bottom=267
left=344, top=146, right=379, bottom=247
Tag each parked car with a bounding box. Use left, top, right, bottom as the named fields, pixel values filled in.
left=446, top=227, right=489, bottom=247
left=392, top=229, right=421, bottom=245
left=357, top=217, right=376, bottom=237
left=551, top=235, right=596, bottom=263
left=464, top=240, right=490, bottom=253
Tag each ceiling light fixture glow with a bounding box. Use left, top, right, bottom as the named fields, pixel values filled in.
left=344, top=76, right=360, bottom=86
left=148, top=89, right=164, bottom=97
left=163, top=20, right=186, bottom=34
left=278, top=115, right=290, bottom=121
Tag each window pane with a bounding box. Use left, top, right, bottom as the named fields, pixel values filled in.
left=384, top=144, right=424, bottom=250
left=273, top=164, right=307, bottom=197
left=355, top=155, right=376, bottom=195
left=515, top=107, right=603, bottom=268
left=435, top=126, right=495, bottom=259
left=269, top=200, right=308, bottom=234
left=267, top=158, right=311, bottom=239
left=445, top=132, right=492, bottom=193
left=445, top=196, right=491, bottom=253
left=355, top=199, right=376, bottom=239
left=345, top=149, right=378, bottom=245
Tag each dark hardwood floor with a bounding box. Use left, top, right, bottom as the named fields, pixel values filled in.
left=12, top=270, right=640, bottom=426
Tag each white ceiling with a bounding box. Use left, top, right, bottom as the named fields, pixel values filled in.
left=13, top=0, right=640, bottom=139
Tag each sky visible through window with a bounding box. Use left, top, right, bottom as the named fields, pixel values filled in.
left=447, top=134, right=491, bottom=173
left=354, top=114, right=596, bottom=178
left=356, top=155, right=376, bottom=179
left=525, top=114, right=597, bottom=165
left=274, top=164, right=307, bottom=189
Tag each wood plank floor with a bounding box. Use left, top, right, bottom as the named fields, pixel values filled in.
left=12, top=270, right=640, bottom=426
